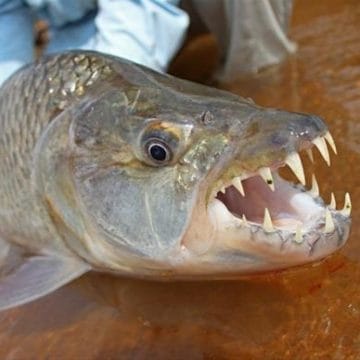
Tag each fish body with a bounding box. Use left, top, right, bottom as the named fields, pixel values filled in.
left=0, top=51, right=351, bottom=310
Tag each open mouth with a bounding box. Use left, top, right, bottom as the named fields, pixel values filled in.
left=208, top=131, right=352, bottom=257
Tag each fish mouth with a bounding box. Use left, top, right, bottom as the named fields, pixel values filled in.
left=206, top=131, right=352, bottom=265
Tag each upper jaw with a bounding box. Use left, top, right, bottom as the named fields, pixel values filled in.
left=205, top=130, right=352, bottom=265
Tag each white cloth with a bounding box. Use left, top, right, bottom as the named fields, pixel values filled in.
left=190, top=0, right=296, bottom=81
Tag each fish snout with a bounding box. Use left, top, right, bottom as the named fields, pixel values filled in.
left=228, top=110, right=327, bottom=171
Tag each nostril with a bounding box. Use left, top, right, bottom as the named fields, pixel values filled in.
left=271, top=133, right=288, bottom=146
left=286, top=113, right=327, bottom=142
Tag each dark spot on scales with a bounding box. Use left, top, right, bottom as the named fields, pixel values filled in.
left=244, top=122, right=260, bottom=138
left=201, top=110, right=214, bottom=125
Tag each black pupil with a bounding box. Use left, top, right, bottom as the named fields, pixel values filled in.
left=149, top=144, right=167, bottom=161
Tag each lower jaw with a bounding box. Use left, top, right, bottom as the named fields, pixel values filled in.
left=125, top=213, right=350, bottom=278
left=176, top=169, right=352, bottom=273
left=205, top=197, right=351, bottom=267
left=203, top=173, right=352, bottom=266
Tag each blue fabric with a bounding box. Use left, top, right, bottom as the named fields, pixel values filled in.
left=0, top=0, right=189, bottom=85
left=27, top=0, right=97, bottom=26
left=0, top=0, right=34, bottom=85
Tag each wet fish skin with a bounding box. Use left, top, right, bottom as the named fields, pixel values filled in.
left=0, top=51, right=349, bottom=310
left=0, top=54, right=112, bottom=250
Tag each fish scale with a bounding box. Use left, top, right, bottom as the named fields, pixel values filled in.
left=0, top=53, right=113, bottom=248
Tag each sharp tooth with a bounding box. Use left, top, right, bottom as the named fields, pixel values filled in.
left=263, top=208, right=275, bottom=232
left=329, top=192, right=336, bottom=209
left=306, top=148, right=314, bottom=163
left=259, top=167, right=275, bottom=191
left=295, top=225, right=303, bottom=243
left=324, top=208, right=335, bottom=233
left=324, top=131, right=337, bottom=155
left=340, top=192, right=352, bottom=216
left=310, top=174, right=319, bottom=197
left=312, top=136, right=330, bottom=166
left=285, top=152, right=306, bottom=185
left=232, top=177, right=245, bottom=196
left=220, top=186, right=226, bottom=194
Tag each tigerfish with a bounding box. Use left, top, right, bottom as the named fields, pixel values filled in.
left=0, top=51, right=352, bottom=310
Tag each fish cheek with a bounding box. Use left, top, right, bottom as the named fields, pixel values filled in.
left=76, top=166, right=194, bottom=260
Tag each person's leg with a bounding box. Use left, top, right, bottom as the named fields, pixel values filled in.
left=26, top=0, right=97, bottom=27
left=0, top=0, right=35, bottom=85
left=45, top=10, right=97, bottom=53
left=190, top=0, right=296, bottom=82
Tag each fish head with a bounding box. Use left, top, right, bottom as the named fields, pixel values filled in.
left=39, top=57, right=352, bottom=278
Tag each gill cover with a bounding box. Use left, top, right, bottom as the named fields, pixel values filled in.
left=33, top=90, right=198, bottom=269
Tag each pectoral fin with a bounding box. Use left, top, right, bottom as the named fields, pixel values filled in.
left=0, top=252, right=90, bottom=311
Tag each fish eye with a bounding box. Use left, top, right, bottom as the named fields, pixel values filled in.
left=145, top=139, right=172, bottom=165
